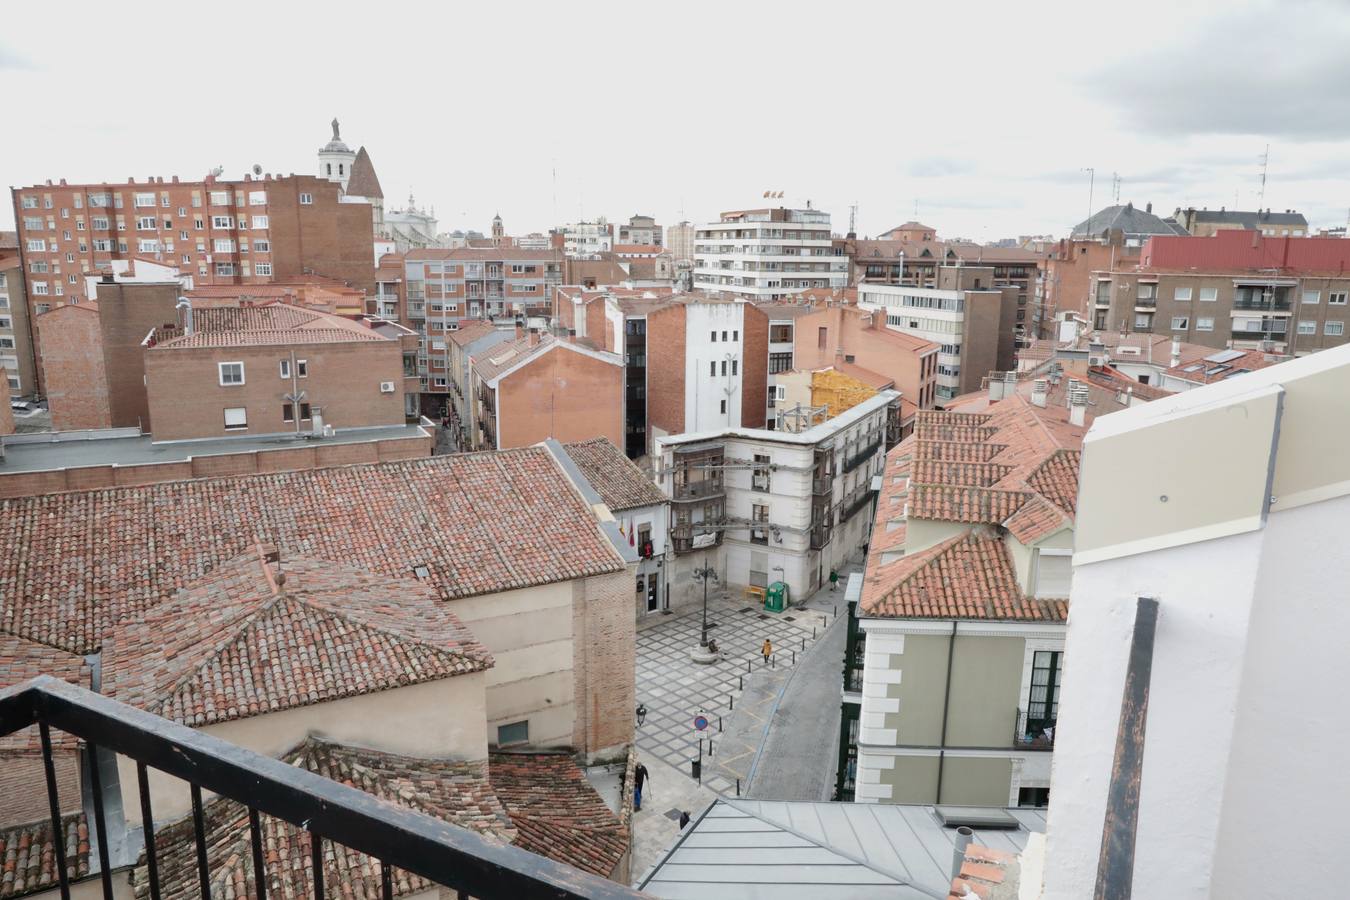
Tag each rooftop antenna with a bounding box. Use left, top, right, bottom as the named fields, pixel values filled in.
left=551, top=159, right=557, bottom=224
left=1082, top=168, right=1096, bottom=236
left=848, top=202, right=857, bottom=236
left=1258, top=144, right=1270, bottom=208
left=1112, top=172, right=1121, bottom=204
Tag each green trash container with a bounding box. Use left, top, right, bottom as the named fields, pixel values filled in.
left=764, top=581, right=789, bottom=613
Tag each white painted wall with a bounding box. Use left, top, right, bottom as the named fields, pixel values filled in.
left=684, top=303, right=746, bottom=432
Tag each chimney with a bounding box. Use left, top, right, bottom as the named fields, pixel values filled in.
left=514, top=323, right=525, bottom=340
left=1031, top=379, right=1048, bottom=407
left=988, top=371, right=1007, bottom=401
left=1170, top=337, right=1181, bottom=368
left=176, top=296, right=193, bottom=335
left=1069, top=384, right=1090, bottom=427
left=527, top=329, right=540, bottom=348
left=951, top=827, right=974, bottom=881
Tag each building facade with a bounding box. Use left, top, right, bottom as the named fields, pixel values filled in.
left=557, top=221, right=614, bottom=257
left=694, top=207, right=848, bottom=300
left=1173, top=206, right=1308, bottom=237
left=654, top=391, right=899, bottom=607
left=0, top=251, right=36, bottom=399
left=857, top=269, right=1018, bottom=401
left=1088, top=230, right=1350, bottom=355
left=617, top=215, right=662, bottom=247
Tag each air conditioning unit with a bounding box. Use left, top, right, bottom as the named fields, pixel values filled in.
left=379, top=381, right=396, bottom=393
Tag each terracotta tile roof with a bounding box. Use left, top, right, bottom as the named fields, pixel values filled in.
left=1003, top=494, right=1072, bottom=545
left=0, top=815, right=89, bottom=900
left=0, top=634, right=88, bottom=752
left=911, top=460, right=1012, bottom=488
left=1163, top=348, right=1281, bottom=384
left=0, top=448, right=625, bottom=654
left=949, top=844, right=1019, bottom=899
left=863, top=529, right=1067, bottom=621
left=471, top=334, right=550, bottom=382
left=909, top=484, right=1028, bottom=523
left=447, top=320, right=498, bottom=346
left=153, top=303, right=386, bottom=348
left=562, top=438, right=665, bottom=512
left=489, top=753, right=627, bottom=878
left=135, top=739, right=515, bottom=900
left=101, top=547, right=492, bottom=727
left=1025, top=450, right=1080, bottom=517
left=1086, top=365, right=1173, bottom=401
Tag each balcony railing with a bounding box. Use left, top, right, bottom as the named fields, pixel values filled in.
left=670, top=523, right=722, bottom=553
left=812, top=472, right=833, bottom=496
left=1014, top=708, right=1056, bottom=749
left=1133, top=297, right=1157, bottom=308
left=843, top=439, right=882, bottom=474
left=1233, top=299, right=1292, bottom=311
left=0, top=676, right=638, bottom=900
left=840, top=484, right=877, bottom=522
left=672, top=479, right=724, bottom=502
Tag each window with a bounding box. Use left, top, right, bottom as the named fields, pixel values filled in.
left=731, top=359, right=738, bottom=375
left=817, top=326, right=828, bottom=349
left=23, top=217, right=43, bottom=231
left=251, top=215, right=268, bottom=229
left=750, top=503, right=769, bottom=543
left=299, top=403, right=312, bottom=420
left=769, top=351, right=792, bottom=374
left=26, top=239, right=45, bottom=252
left=719, top=399, right=727, bottom=414
left=212, top=216, right=233, bottom=229
left=21, top=196, right=38, bottom=209
left=1035, top=549, right=1072, bottom=596
left=1018, top=787, right=1051, bottom=809
left=1298, top=320, right=1317, bottom=335
left=720, top=360, right=727, bottom=376
left=218, top=362, right=245, bottom=385
left=1303, top=290, right=1321, bottom=304
left=209, top=191, right=230, bottom=206
left=92, top=216, right=109, bottom=230
left=135, top=216, right=156, bottom=231
left=752, top=454, right=771, bottom=492
left=1137, top=283, right=1156, bottom=300
left=1199, top=287, right=1218, bottom=302
left=733, top=330, right=739, bottom=341
left=253, top=239, right=270, bottom=252
left=279, top=359, right=291, bottom=378
left=249, top=191, right=266, bottom=206
left=31, top=282, right=48, bottom=295
left=215, top=263, right=235, bottom=276
left=1331, top=292, right=1348, bottom=306
left=255, top=262, right=272, bottom=276
left=76, top=220, right=85, bottom=231
left=283, top=403, right=295, bottom=423
left=1196, top=317, right=1215, bottom=332
left=134, top=192, right=156, bottom=207
left=194, top=217, right=204, bottom=230
left=138, top=239, right=161, bottom=253
left=721, top=331, right=728, bottom=341
left=710, top=331, right=716, bottom=342
left=1133, top=313, right=1152, bottom=330
left=1170, top=316, right=1188, bottom=331
left=297, top=359, right=308, bottom=377
left=93, top=239, right=111, bottom=252
left=224, top=407, right=248, bottom=430
left=30, top=261, right=48, bottom=273
left=1026, top=650, right=1062, bottom=732
left=710, top=361, right=716, bottom=376
left=1326, top=322, right=1345, bottom=336
left=497, top=720, right=528, bottom=746
left=1173, top=286, right=1192, bottom=301
left=299, top=193, right=313, bottom=205
left=214, top=239, right=236, bottom=253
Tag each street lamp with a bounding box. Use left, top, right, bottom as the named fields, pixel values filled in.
left=691, top=564, right=718, bottom=649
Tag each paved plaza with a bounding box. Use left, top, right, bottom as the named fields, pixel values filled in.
left=628, top=563, right=859, bottom=882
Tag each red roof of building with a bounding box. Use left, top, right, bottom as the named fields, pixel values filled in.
left=0, top=634, right=88, bottom=752
left=152, top=303, right=387, bottom=348
left=0, top=814, right=89, bottom=900
left=1140, top=230, right=1350, bottom=275
left=101, top=546, right=492, bottom=727
left=0, top=447, right=626, bottom=654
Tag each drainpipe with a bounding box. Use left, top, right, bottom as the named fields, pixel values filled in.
left=935, top=620, right=957, bottom=804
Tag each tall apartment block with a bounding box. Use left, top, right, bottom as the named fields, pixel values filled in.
left=858, top=267, right=1019, bottom=401
left=694, top=207, right=848, bottom=300
left=0, top=242, right=36, bottom=398
left=1089, top=230, right=1350, bottom=355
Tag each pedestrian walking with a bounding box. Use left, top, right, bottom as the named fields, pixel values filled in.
left=633, top=762, right=650, bottom=811
left=829, top=568, right=839, bottom=592
left=761, top=638, right=772, bottom=665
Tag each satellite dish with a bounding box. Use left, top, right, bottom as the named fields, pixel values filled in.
left=252, top=164, right=263, bottom=175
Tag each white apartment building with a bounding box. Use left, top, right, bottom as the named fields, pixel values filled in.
left=694, top=207, right=848, bottom=300
left=558, top=221, right=613, bottom=257
left=858, top=273, right=1013, bottom=400
left=654, top=391, right=897, bottom=607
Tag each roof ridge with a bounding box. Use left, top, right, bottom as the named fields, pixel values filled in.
left=290, top=582, right=488, bottom=667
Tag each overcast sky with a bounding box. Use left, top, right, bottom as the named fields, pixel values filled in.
left=4, top=0, right=1348, bottom=241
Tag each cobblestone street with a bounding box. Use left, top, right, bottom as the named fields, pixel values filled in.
left=629, top=563, right=859, bottom=881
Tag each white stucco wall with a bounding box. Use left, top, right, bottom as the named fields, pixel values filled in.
left=684, top=304, right=745, bottom=432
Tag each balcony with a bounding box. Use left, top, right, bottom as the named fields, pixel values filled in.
left=843, top=438, right=882, bottom=474
left=1133, top=297, right=1157, bottom=309
left=840, top=484, right=877, bottom=522
left=671, top=523, right=722, bottom=554
left=672, top=478, right=725, bottom=502
left=1014, top=708, right=1056, bottom=749
left=1233, top=298, right=1292, bottom=311
left=813, top=472, right=834, bottom=496
left=0, top=676, right=638, bottom=900
left=809, top=518, right=832, bottom=551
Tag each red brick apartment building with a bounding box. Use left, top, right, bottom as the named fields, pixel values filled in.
left=144, top=304, right=410, bottom=441
left=469, top=330, right=624, bottom=450
left=10, top=172, right=376, bottom=307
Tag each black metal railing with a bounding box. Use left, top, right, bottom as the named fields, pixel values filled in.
left=670, top=523, right=722, bottom=553
left=840, top=484, right=877, bottom=522
left=812, top=472, right=833, bottom=496
left=0, top=676, right=640, bottom=900
left=1014, top=708, right=1056, bottom=749
left=843, top=439, right=882, bottom=474
left=672, top=479, right=724, bottom=502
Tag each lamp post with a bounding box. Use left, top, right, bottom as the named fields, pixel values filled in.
left=691, top=563, right=718, bottom=649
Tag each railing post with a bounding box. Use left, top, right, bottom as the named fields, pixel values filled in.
left=38, top=722, right=72, bottom=900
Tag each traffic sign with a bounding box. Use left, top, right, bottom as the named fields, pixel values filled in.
left=693, top=714, right=709, bottom=731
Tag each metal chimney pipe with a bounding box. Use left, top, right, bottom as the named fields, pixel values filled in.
left=175, top=296, right=193, bottom=335
left=951, top=826, right=975, bottom=880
